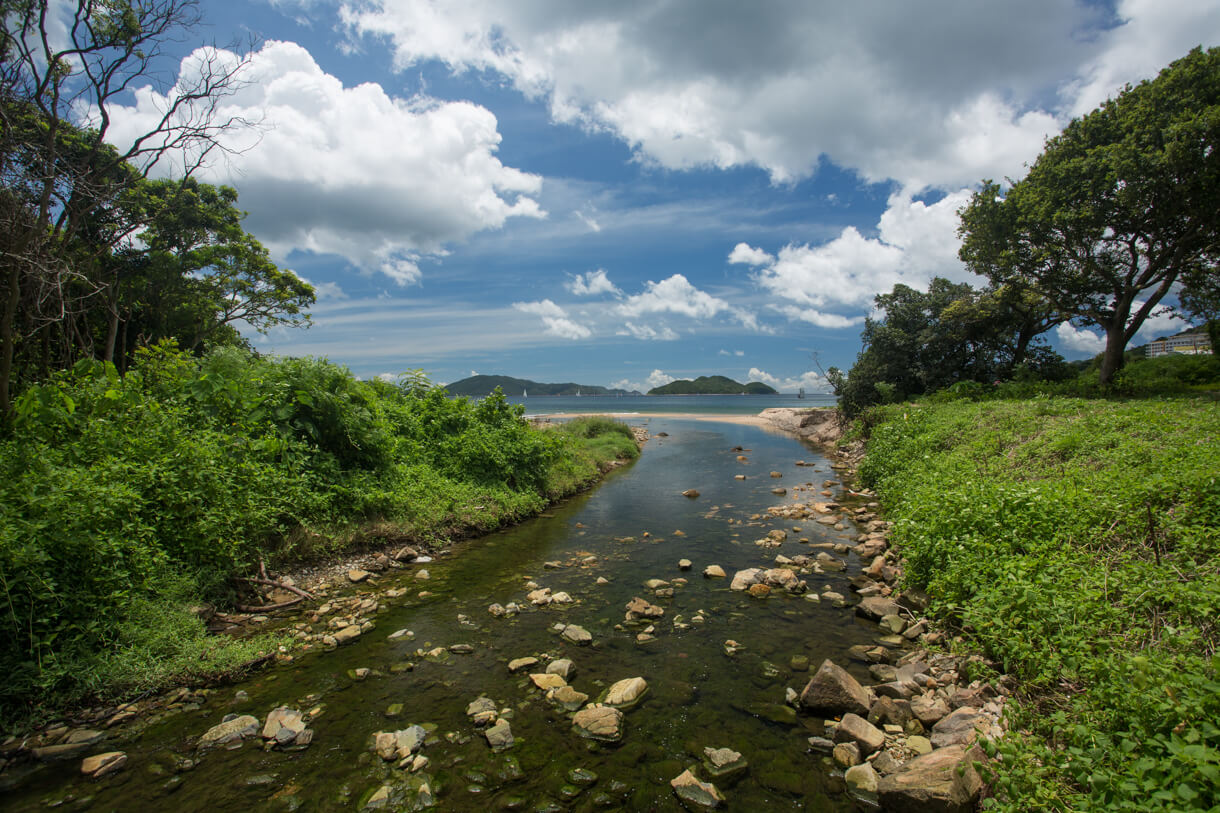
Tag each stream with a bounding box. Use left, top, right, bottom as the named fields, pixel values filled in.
left=6, top=417, right=890, bottom=811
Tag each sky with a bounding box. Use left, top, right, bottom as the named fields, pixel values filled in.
left=100, top=0, right=1220, bottom=391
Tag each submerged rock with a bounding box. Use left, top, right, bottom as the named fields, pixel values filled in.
left=572, top=705, right=624, bottom=742
left=198, top=715, right=259, bottom=750
left=702, top=747, right=748, bottom=780
left=561, top=624, right=593, bottom=645
left=484, top=719, right=514, bottom=752
left=670, top=768, right=724, bottom=809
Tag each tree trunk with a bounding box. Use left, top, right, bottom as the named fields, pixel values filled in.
left=1098, top=323, right=1128, bottom=386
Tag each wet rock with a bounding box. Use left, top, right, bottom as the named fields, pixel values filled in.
left=373, top=726, right=426, bottom=761
left=845, top=762, right=879, bottom=794
left=466, top=697, right=498, bottom=726
left=550, top=685, right=589, bottom=712
left=547, top=658, right=576, bottom=679
left=856, top=596, right=902, bottom=621
left=414, top=569, right=430, bottom=580
left=528, top=588, right=552, bottom=606
left=625, top=597, right=664, bottom=621
left=799, top=660, right=872, bottom=716
left=703, top=565, right=726, bottom=578
left=682, top=489, right=700, bottom=498
left=876, top=744, right=985, bottom=813
left=198, top=715, right=259, bottom=750
left=678, top=559, right=693, bottom=570
left=832, top=713, right=885, bottom=756
left=333, top=625, right=362, bottom=645
left=702, top=747, right=748, bottom=780
left=643, top=578, right=670, bottom=590
left=771, top=487, right=787, bottom=495
left=561, top=624, right=593, bottom=645
left=670, top=768, right=724, bottom=809
left=80, top=751, right=126, bottom=778
left=530, top=673, right=567, bottom=691
left=488, top=603, right=507, bottom=617
left=729, top=569, right=764, bottom=591
left=832, top=741, right=860, bottom=768
left=572, top=705, right=624, bottom=742
left=261, top=707, right=309, bottom=748
left=551, top=591, right=574, bottom=604
left=747, top=583, right=771, bottom=598
left=484, top=719, right=514, bottom=752
left=880, top=614, right=908, bottom=635
left=603, top=677, right=648, bottom=708
left=807, top=736, right=835, bottom=753
left=507, top=657, right=538, bottom=673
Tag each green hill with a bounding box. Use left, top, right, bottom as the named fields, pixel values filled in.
left=647, top=375, right=778, bottom=395
left=445, top=374, right=637, bottom=397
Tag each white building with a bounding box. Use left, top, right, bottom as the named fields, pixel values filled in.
left=1145, top=332, right=1213, bottom=357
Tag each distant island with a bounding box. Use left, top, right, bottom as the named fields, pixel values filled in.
left=648, top=375, right=778, bottom=395
left=445, top=374, right=640, bottom=397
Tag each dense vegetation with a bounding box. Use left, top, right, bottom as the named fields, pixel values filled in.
left=647, top=375, right=777, bottom=395
left=0, top=346, right=638, bottom=720
left=858, top=394, right=1220, bottom=811
left=445, top=374, right=637, bottom=397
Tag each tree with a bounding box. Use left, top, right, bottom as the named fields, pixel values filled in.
left=1175, top=267, right=1220, bottom=353
left=959, top=47, right=1220, bottom=385
left=0, top=0, right=251, bottom=416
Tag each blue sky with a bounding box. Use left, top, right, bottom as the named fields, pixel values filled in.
left=102, top=0, right=1220, bottom=391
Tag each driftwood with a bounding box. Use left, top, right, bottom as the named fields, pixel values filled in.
left=233, top=573, right=316, bottom=613
left=235, top=596, right=305, bottom=613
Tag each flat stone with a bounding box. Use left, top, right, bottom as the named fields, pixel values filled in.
left=832, top=713, right=885, bottom=756
left=799, top=660, right=872, bottom=716
left=198, top=715, right=259, bottom=749
left=572, top=705, right=624, bottom=742
left=561, top=625, right=593, bottom=645
left=507, top=657, right=538, bottom=673
left=530, top=673, right=567, bottom=691
left=703, top=565, right=727, bottom=578
left=550, top=685, right=589, bottom=712
left=876, top=744, right=985, bottom=813
left=702, top=747, right=748, bottom=779
left=80, top=751, right=126, bottom=778
left=347, top=569, right=371, bottom=583
left=333, top=625, right=362, bottom=644
left=670, top=768, right=724, bottom=809
left=856, top=596, right=902, bottom=621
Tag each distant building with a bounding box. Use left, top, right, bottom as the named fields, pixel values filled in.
left=1145, top=332, right=1213, bottom=357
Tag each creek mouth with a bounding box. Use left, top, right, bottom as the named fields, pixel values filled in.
left=8, top=417, right=889, bottom=811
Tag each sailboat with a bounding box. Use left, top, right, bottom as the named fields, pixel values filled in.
left=576, top=389, right=582, bottom=397
left=798, top=387, right=805, bottom=399
left=522, top=388, right=527, bottom=397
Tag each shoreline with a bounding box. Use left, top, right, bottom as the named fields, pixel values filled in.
left=532, top=406, right=845, bottom=445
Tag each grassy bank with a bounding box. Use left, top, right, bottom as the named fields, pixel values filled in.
left=858, top=397, right=1220, bottom=811
left=0, top=346, right=638, bottom=722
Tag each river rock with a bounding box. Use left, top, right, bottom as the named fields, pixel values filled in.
left=856, top=596, right=902, bottom=621
left=333, top=625, right=362, bottom=644
left=530, top=673, right=567, bottom=691
left=832, top=713, right=885, bottom=756
left=347, top=569, right=371, bottom=583
left=799, top=660, right=872, bottom=716
left=729, top=568, right=764, bottom=591
left=702, top=747, right=748, bottom=780
left=678, top=559, right=692, bottom=570
left=484, top=719, right=514, bottom=751
left=80, top=751, right=126, bottom=778
left=747, top=583, right=771, bottom=597
left=625, top=596, right=664, bottom=620
left=547, top=658, right=576, bottom=679
left=508, top=657, right=538, bottom=673
left=911, top=694, right=952, bottom=727
left=466, top=696, right=497, bottom=726
left=572, top=705, right=624, bottom=742
left=876, top=744, right=985, bottom=813
left=550, top=685, right=589, bottom=712
left=527, top=588, right=552, bottom=605
left=198, top=715, right=259, bottom=750
left=373, top=726, right=426, bottom=761
left=561, top=624, right=593, bottom=645
left=670, top=769, right=724, bottom=809
left=845, top=762, right=880, bottom=794
left=704, top=565, right=726, bottom=578
left=261, top=707, right=309, bottom=747
left=832, top=741, right=860, bottom=768
left=930, top=707, right=988, bottom=748
left=604, top=677, right=648, bottom=708
left=682, top=489, right=700, bottom=498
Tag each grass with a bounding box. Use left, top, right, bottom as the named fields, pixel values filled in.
left=858, top=396, right=1220, bottom=811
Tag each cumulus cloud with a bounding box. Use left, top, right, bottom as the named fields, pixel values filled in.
left=103, top=40, right=544, bottom=284
left=748, top=367, right=829, bottom=393
left=1056, top=323, right=1106, bottom=355
left=566, top=268, right=620, bottom=297
left=647, top=369, right=676, bottom=389
left=616, top=273, right=759, bottom=332
left=728, top=243, right=775, bottom=266
left=513, top=299, right=591, bottom=339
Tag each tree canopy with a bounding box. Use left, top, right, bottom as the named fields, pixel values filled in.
left=959, top=46, right=1220, bottom=384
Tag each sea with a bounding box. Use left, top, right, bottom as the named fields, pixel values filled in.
left=500, top=391, right=836, bottom=417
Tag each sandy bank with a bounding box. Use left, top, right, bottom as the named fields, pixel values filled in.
left=532, top=407, right=844, bottom=445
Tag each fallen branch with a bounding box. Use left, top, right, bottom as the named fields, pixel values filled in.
left=236, top=577, right=315, bottom=601
left=235, top=596, right=305, bottom=613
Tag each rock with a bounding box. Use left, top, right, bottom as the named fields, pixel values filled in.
left=930, top=707, right=988, bottom=748
left=572, top=705, right=624, bottom=742
left=484, top=719, right=514, bottom=751
left=547, top=658, right=576, bottom=679
left=527, top=588, right=552, bottom=605
left=373, top=726, right=426, bottom=761
left=448, top=643, right=474, bottom=654
left=911, top=695, right=952, bottom=727
left=670, top=768, right=724, bottom=809
left=414, top=569, right=430, bottom=580
left=682, top=489, right=700, bottom=498
left=678, top=559, right=693, bottom=570
left=771, top=488, right=787, bottom=495
left=704, top=565, right=726, bottom=578
left=876, top=744, right=985, bottom=813
left=348, top=569, right=371, bottom=583
left=198, top=715, right=259, bottom=750
left=643, top=578, right=670, bottom=590
left=550, top=685, right=589, bottom=712
left=845, top=762, right=880, bottom=794
left=333, top=625, right=362, bottom=644
left=832, top=741, right=860, bottom=768
left=770, top=471, right=783, bottom=478
left=880, top=614, right=908, bottom=634
left=530, top=673, right=567, bottom=691
left=261, top=707, right=308, bottom=747
left=552, top=591, right=573, bottom=604
left=856, top=596, right=902, bottom=621
left=364, top=784, right=393, bottom=809
left=908, top=735, right=933, bottom=755
left=799, top=660, right=872, bottom=716
left=561, top=624, right=593, bottom=645
left=702, top=747, right=748, bottom=780
left=873, top=749, right=904, bottom=775
left=625, top=596, right=665, bottom=620
left=729, top=568, right=764, bottom=591
left=80, top=751, right=126, bottom=778
left=507, top=657, right=539, bottom=673
left=604, top=677, right=648, bottom=708
left=466, top=696, right=498, bottom=726
left=869, top=696, right=914, bottom=728
left=747, top=583, right=771, bottom=598
left=832, top=713, right=885, bottom=756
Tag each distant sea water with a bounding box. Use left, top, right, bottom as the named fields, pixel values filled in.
left=499, top=392, right=836, bottom=417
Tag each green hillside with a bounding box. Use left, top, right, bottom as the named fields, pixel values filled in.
left=445, top=374, right=637, bottom=397
left=647, top=375, right=778, bottom=395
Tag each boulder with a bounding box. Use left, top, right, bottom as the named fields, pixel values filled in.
left=670, top=768, right=724, bottom=809
left=198, top=715, right=259, bottom=750
left=876, top=744, right=985, bottom=813
left=832, top=713, right=885, bottom=756
left=799, top=660, right=872, bottom=716
left=561, top=624, right=593, bottom=645
left=550, top=685, right=589, bottom=712
left=930, top=707, right=988, bottom=748
left=546, top=658, right=576, bottom=680
left=572, top=705, right=624, bottom=742
left=729, top=569, right=764, bottom=591
left=484, top=719, right=513, bottom=752
left=703, top=565, right=727, bottom=578
left=856, top=596, right=902, bottom=621
left=845, top=762, right=880, bottom=794
left=604, top=677, right=648, bottom=708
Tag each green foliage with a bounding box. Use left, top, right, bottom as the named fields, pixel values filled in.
left=860, top=397, right=1220, bottom=810
left=0, top=350, right=633, bottom=717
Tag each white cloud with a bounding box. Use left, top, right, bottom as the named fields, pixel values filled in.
left=646, top=369, right=675, bottom=389
left=574, top=209, right=602, bottom=232
left=512, top=299, right=591, bottom=339
left=718, top=348, right=745, bottom=357
left=619, top=274, right=730, bottom=319
left=103, top=40, right=544, bottom=285
left=566, top=268, right=620, bottom=297
left=1056, top=323, right=1106, bottom=355
left=1133, top=305, right=1188, bottom=342
left=728, top=243, right=774, bottom=266
left=618, top=322, right=679, bottom=341
left=754, top=189, right=976, bottom=326
left=748, top=367, right=829, bottom=393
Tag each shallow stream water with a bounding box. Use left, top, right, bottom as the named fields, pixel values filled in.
left=7, top=417, right=888, bottom=812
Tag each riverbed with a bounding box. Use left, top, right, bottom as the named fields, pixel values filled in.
left=6, top=416, right=889, bottom=811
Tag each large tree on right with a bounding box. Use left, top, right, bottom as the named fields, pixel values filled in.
left=958, top=47, right=1220, bottom=385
